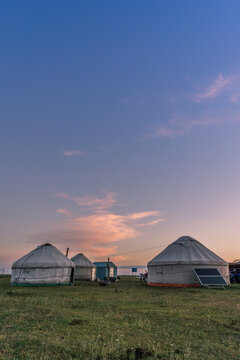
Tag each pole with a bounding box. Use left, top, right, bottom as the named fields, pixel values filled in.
left=107, top=257, right=110, bottom=282
left=66, top=248, right=69, bottom=257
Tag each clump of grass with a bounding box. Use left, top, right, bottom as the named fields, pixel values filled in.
left=5, top=289, right=32, bottom=297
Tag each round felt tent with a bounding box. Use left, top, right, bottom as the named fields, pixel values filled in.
left=147, top=236, right=229, bottom=287
left=11, top=243, right=75, bottom=286
left=71, top=253, right=96, bottom=281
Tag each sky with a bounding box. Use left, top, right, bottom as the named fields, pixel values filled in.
left=1, top=1, right=240, bottom=271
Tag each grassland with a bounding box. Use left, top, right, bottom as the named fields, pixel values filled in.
left=0, top=276, right=240, bottom=360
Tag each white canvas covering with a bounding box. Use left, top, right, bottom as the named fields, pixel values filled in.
left=148, top=236, right=229, bottom=286
left=11, top=243, right=75, bottom=286
left=71, top=253, right=96, bottom=281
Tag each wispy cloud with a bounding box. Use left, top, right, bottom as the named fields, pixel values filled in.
left=55, top=191, right=118, bottom=211
left=151, top=126, right=188, bottom=139
left=63, top=150, right=85, bottom=157
left=148, top=72, right=240, bottom=139
left=137, top=218, right=164, bottom=227
left=193, top=73, right=239, bottom=103
left=111, top=255, right=128, bottom=262
left=150, top=111, right=240, bottom=139
left=56, top=209, right=72, bottom=217
left=30, top=192, right=164, bottom=261
left=126, top=211, right=160, bottom=220
left=73, top=192, right=117, bottom=210
left=31, top=210, right=163, bottom=259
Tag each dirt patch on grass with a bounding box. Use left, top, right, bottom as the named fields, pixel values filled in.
left=69, top=319, right=88, bottom=326
left=120, top=347, right=153, bottom=360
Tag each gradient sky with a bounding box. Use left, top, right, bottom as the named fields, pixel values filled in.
left=1, top=1, right=240, bottom=271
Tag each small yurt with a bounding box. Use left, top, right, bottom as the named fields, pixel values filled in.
left=11, top=243, right=75, bottom=286
left=94, top=261, right=117, bottom=281
left=148, top=236, right=229, bottom=287
left=71, top=253, right=96, bottom=281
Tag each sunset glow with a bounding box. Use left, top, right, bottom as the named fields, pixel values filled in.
left=1, top=1, right=240, bottom=272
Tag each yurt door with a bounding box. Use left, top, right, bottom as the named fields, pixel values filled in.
left=70, top=268, right=74, bottom=284
left=92, top=268, right=96, bottom=281
left=109, top=267, right=114, bottom=277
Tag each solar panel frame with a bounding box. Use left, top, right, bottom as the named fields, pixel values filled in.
left=193, top=268, right=227, bottom=289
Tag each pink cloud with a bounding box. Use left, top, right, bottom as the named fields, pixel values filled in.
left=111, top=255, right=129, bottom=262
left=55, top=191, right=118, bottom=211
left=82, top=244, right=119, bottom=258
left=137, top=218, right=165, bottom=227
left=56, top=209, right=72, bottom=217
left=151, top=127, right=188, bottom=139
left=147, top=72, right=240, bottom=140
left=127, top=211, right=161, bottom=220
left=73, top=192, right=117, bottom=210
left=193, top=74, right=238, bottom=103
left=150, top=111, right=240, bottom=139
left=63, top=150, right=85, bottom=157
left=30, top=193, right=164, bottom=261
left=68, top=210, right=163, bottom=246
left=70, top=212, right=139, bottom=242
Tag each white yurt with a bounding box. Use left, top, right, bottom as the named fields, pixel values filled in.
left=11, top=243, right=75, bottom=286
left=71, top=253, right=96, bottom=281
left=148, top=236, right=229, bottom=287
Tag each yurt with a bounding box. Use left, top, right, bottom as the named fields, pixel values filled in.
left=147, top=236, right=229, bottom=287
left=11, top=243, right=75, bottom=286
left=71, top=253, right=96, bottom=281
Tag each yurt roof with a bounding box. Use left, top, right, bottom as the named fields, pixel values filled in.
left=12, top=243, right=75, bottom=269
left=71, top=253, right=96, bottom=267
left=148, top=236, right=227, bottom=266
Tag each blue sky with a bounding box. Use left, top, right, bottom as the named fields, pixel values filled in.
left=1, top=1, right=240, bottom=269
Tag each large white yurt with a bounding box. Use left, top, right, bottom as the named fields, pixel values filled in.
left=147, top=236, right=229, bottom=287
left=11, top=243, right=75, bottom=286
left=71, top=253, right=96, bottom=281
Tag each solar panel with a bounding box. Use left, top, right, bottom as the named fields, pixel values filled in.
left=199, top=276, right=226, bottom=285
left=194, top=268, right=227, bottom=289
left=194, top=268, right=220, bottom=276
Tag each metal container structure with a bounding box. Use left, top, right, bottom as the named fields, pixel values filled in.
left=94, top=261, right=117, bottom=281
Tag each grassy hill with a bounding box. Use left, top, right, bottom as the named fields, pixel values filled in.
left=0, top=276, right=239, bottom=360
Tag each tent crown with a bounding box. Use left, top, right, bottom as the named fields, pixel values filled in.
left=173, top=236, right=197, bottom=248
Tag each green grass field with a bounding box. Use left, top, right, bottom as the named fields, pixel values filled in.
left=0, top=276, right=239, bottom=360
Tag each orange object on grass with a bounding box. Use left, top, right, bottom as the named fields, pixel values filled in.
left=148, top=282, right=200, bottom=287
